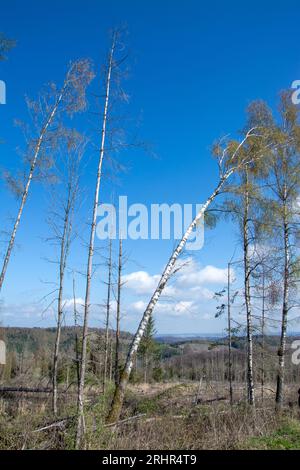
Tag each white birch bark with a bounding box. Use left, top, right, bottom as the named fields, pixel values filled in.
left=243, top=169, right=255, bottom=406
left=75, top=36, right=116, bottom=449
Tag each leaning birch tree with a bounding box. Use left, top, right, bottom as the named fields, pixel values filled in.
left=107, top=126, right=270, bottom=424
left=0, top=59, right=94, bottom=293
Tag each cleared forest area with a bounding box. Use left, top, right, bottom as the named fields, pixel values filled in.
left=0, top=327, right=300, bottom=449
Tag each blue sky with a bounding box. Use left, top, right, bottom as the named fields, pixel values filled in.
left=0, top=0, right=300, bottom=333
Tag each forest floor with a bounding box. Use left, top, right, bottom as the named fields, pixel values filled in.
left=107, top=381, right=300, bottom=450
left=0, top=381, right=300, bottom=449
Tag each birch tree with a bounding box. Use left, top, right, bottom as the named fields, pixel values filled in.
left=0, top=59, right=94, bottom=293
left=214, top=103, right=276, bottom=405
left=246, top=96, right=300, bottom=408
left=242, top=168, right=255, bottom=405
left=216, top=169, right=257, bottom=406
left=272, top=97, right=300, bottom=409
left=76, top=29, right=129, bottom=447
left=107, top=126, right=269, bottom=424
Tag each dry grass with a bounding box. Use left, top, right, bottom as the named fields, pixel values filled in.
left=1, top=381, right=299, bottom=450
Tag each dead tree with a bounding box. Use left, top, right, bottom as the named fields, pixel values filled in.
left=103, top=240, right=113, bottom=393
left=214, top=259, right=239, bottom=404
left=49, top=131, right=85, bottom=415
left=107, top=126, right=269, bottom=424
left=75, top=29, right=128, bottom=448
left=115, top=238, right=122, bottom=386
left=227, top=262, right=233, bottom=405
left=252, top=248, right=281, bottom=404
left=0, top=59, right=94, bottom=294
left=73, top=276, right=81, bottom=391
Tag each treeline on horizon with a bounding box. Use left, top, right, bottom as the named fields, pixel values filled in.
left=1, top=326, right=300, bottom=387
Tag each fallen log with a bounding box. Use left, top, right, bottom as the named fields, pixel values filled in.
left=142, top=415, right=185, bottom=423
left=0, top=386, right=52, bottom=393
left=195, top=396, right=227, bottom=404
left=33, top=419, right=70, bottom=433
left=104, top=413, right=146, bottom=428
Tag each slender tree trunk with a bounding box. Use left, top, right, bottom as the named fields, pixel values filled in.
left=261, top=269, right=265, bottom=404
left=52, top=271, right=64, bottom=416
left=66, top=366, right=69, bottom=389
left=144, top=354, right=148, bottom=383
left=0, top=82, right=68, bottom=294
left=243, top=169, right=255, bottom=406
left=109, top=339, right=113, bottom=382
left=106, top=172, right=232, bottom=424
left=227, top=262, right=233, bottom=405
left=52, top=193, right=72, bottom=415
left=73, top=277, right=80, bottom=391
left=103, top=240, right=112, bottom=393
left=75, top=36, right=115, bottom=449
left=115, top=238, right=122, bottom=386
left=276, top=197, right=290, bottom=408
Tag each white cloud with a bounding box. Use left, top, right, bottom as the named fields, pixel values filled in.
left=62, top=297, right=85, bottom=309
left=124, top=259, right=231, bottom=319
left=123, top=271, right=160, bottom=294
left=130, top=299, right=196, bottom=318
left=0, top=301, right=42, bottom=319
left=131, top=300, right=147, bottom=312
left=174, top=301, right=194, bottom=314
left=177, top=262, right=228, bottom=286
left=0, top=260, right=234, bottom=330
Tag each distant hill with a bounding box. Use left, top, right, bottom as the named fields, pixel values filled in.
left=156, top=333, right=224, bottom=344
left=0, top=326, right=132, bottom=355
left=1, top=327, right=299, bottom=357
